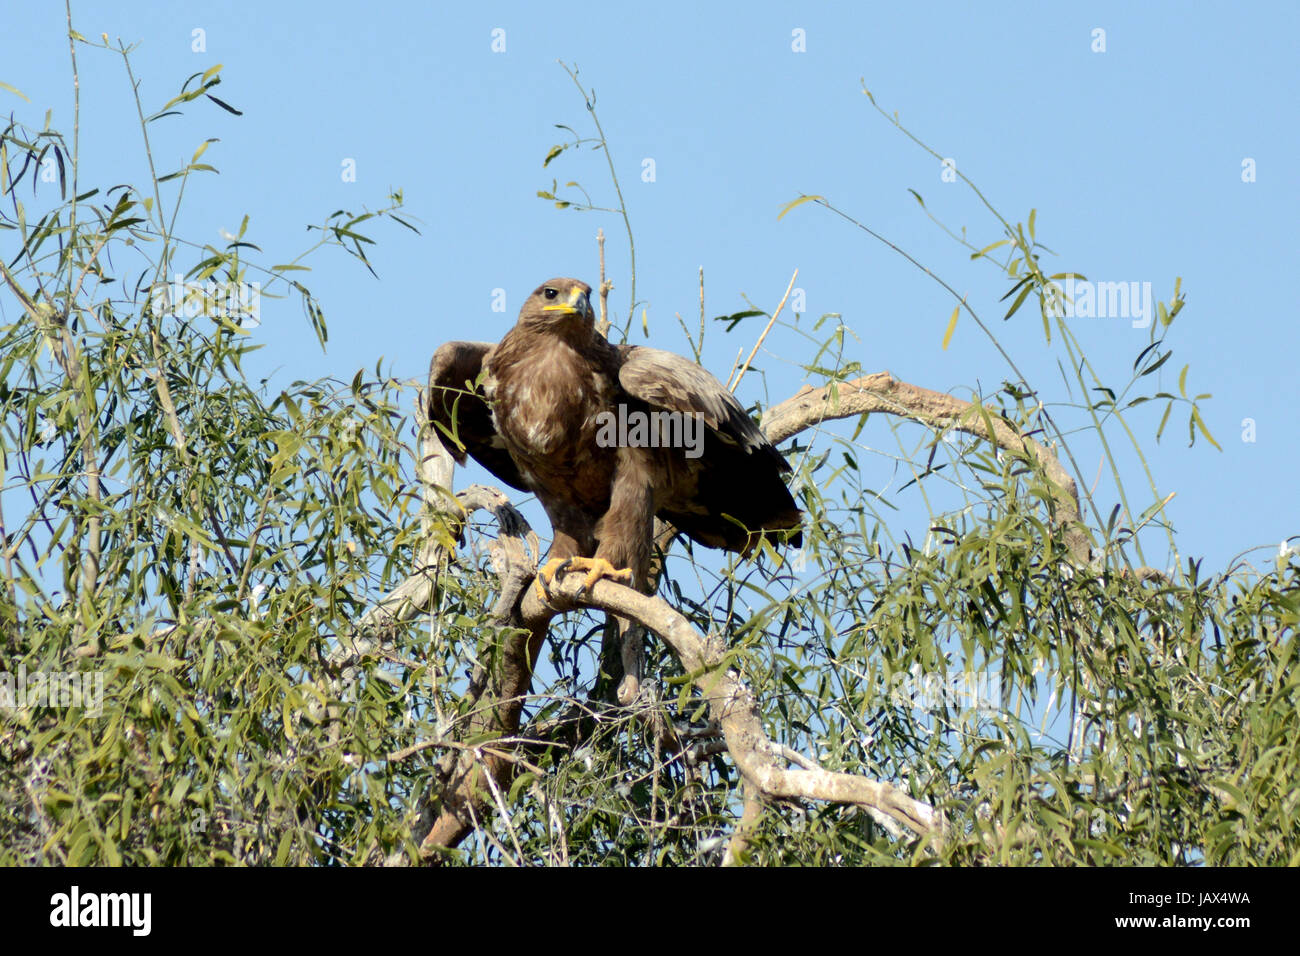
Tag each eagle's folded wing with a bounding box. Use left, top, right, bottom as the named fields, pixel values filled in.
left=427, top=341, right=529, bottom=491
left=616, top=345, right=802, bottom=551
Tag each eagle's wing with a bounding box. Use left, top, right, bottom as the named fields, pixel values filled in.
left=616, top=346, right=781, bottom=462
left=427, top=341, right=528, bottom=491
left=616, top=345, right=802, bottom=551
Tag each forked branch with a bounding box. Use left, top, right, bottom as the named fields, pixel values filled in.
left=385, top=363, right=1088, bottom=862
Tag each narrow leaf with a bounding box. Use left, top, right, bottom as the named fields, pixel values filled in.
left=941, top=304, right=959, bottom=350
left=1191, top=407, right=1222, bottom=451
left=777, top=194, right=824, bottom=220
left=205, top=94, right=243, bottom=115
left=1003, top=282, right=1032, bottom=320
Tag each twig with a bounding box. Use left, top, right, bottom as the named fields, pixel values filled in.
left=698, top=265, right=705, bottom=356
left=387, top=737, right=550, bottom=775
left=481, top=749, right=529, bottom=863
left=596, top=228, right=612, bottom=339
left=780, top=745, right=822, bottom=771
left=534, top=781, right=569, bottom=866
left=561, top=63, right=635, bottom=330
left=729, top=268, right=797, bottom=391
left=463, top=798, right=518, bottom=867
left=0, top=491, right=15, bottom=625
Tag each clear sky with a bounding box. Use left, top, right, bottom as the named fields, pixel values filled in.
left=3, top=0, right=1297, bottom=575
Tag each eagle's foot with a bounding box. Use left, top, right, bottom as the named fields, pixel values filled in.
left=533, top=556, right=633, bottom=602
left=572, top=556, right=634, bottom=591
left=534, top=557, right=567, bottom=602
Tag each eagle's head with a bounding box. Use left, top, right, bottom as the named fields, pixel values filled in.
left=518, top=277, right=593, bottom=332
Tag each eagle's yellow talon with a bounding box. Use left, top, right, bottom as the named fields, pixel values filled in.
left=534, top=556, right=632, bottom=599
left=534, top=556, right=569, bottom=601
left=577, top=557, right=633, bottom=591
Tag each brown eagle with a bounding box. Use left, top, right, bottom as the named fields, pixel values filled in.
left=428, top=278, right=801, bottom=696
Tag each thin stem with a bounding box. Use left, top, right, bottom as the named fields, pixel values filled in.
left=561, top=63, right=635, bottom=333
left=61, top=2, right=101, bottom=641
left=730, top=269, right=797, bottom=392
left=596, top=227, right=611, bottom=339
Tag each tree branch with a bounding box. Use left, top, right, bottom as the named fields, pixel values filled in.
left=521, top=574, right=943, bottom=843
left=762, top=372, right=1090, bottom=563
left=385, top=365, right=1096, bottom=861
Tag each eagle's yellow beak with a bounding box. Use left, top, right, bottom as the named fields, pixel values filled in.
left=541, top=287, right=591, bottom=318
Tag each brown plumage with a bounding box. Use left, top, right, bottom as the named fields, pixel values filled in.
left=428, top=278, right=801, bottom=696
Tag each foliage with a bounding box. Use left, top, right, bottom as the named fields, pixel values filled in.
left=1, top=33, right=1295, bottom=866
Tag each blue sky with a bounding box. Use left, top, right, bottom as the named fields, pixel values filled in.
left=3, top=0, right=1297, bottom=575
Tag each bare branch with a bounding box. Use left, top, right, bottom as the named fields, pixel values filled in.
left=521, top=573, right=943, bottom=843
left=729, top=268, right=798, bottom=392
left=596, top=228, right=612, bottom=339
left=762, top=372, right=1090, bottom=563
left=722, top=785, right=764, bottom=866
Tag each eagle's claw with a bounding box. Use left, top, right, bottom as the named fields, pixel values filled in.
left=534, top=556, right=633, bottom=602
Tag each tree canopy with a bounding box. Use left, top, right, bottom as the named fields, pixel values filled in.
left=1, top=36, right=1296, bottom=867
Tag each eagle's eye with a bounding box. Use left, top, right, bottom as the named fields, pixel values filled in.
left=543, top=287, right=558, bottom=300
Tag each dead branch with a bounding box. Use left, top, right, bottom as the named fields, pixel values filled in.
left=385, top=366, right=1098, bottom=862
left=526, top=575, right=941, bottom=842
left=762, top=373, right=1091, bottom=563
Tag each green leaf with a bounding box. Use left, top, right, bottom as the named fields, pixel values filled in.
left=389, top=214, right=421, bottom=235
left=972, top=239, right=1009, bottom=260
left=1140, top=351, right=1172, bottom=377
left=1191, top=406, right=1222, bottom=451
left=205, top=94, right=243, bottom=116
left=1003, top=282, right=1032, bottom=320
left=777, top=194, right=824, bottom=220
left=1156, top=399, right=1173, bottom=441
left=714, top=310, right=764, bottom=331
left=0, top=80, right=30, bottom=102
left=274, top=830, right=294, bottom=865
left=941, top=304, right=960, bottom=350
left=191, top=138, right=218, bottom=163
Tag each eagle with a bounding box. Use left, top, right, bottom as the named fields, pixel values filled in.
left=428, top=278, right=802, bottom=698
